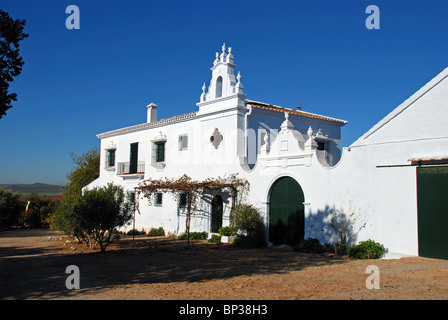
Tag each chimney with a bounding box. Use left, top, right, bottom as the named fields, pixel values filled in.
left=147, top=102, right=157, bottom=123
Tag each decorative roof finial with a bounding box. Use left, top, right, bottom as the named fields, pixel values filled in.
left=220, top=43, right=227, bottom=62
left=200, top=82, right=207, bottom=102
left=237, top=71, right=242, bottom=83
left=307, top=126, right=314, bottom=137
left=226, top=46, right=234, bottom=64
left=214, top=52, right=219, bottom=65
left=281, top=112, right=294, bottom=131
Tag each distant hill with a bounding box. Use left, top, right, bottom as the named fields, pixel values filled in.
left=0, top=183, right=64, bottom=196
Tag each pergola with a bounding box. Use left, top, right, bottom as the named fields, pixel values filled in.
left=135, top=174, right=250, bottom=246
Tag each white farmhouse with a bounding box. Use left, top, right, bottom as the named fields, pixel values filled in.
left=86, top=44, right=448, bottom=260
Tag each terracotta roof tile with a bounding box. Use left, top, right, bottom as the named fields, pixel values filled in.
left=247, top=100, right=347, bottom=125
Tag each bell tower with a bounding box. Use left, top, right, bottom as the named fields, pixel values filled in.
left=197, top=43, right=246, bottom=115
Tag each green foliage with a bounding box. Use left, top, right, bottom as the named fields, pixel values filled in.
left=294, top=238, right=349, bottom=256
left=49, top=193, right=82, bottom=236
left=76, top=184, right=133, bottom=252
left=294, top=238, right=325, bottom=253
left=64, top=148, right=100, bottom=197
left=208, top=234, right=221, bottom=243
left=218, top=226, right=236, bottom=236
left=348, top=239, right=386, bottom=259
left=127, top=229, right=146, bottom=236
left=22, top=192, right=58, bottom=227
left=178, top=231, right=208, bottom=240
left=231, top=204, right=266, bottom=248
left=0, top=9, right=29, bottom=119
left=0, top=188, right=24, bottom=228
left=147, top=226, right=165, bottom=237
left=51, top=184, right=133, bottom=252
left=49, top=147, right=101, bottom=240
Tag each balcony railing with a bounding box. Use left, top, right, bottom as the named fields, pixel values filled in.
left=117, top=161, right=145, bottom=175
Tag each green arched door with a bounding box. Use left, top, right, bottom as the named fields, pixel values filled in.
left=269, top=177, right=305, bottom=245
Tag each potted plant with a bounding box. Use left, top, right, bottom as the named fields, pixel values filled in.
left=219, top=226, right=236, bottom=243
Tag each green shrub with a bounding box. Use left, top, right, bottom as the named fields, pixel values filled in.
left=178, top=231, right=208, bottom=240
left=127, top=228, right=146, bottom=236
left=349, top=239, right=385, bottom=259
left=208, top=234, right=221, bottom=243
left=231, top=204, right=266, bottom=248
left=294, top=238, right=325, bottom=253
left=147, top=226, right=165, bottom=237
left=218, top=226, right=236, bottom=236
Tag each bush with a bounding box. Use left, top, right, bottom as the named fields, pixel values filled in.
left=348, top=239, right=385, bottom=259
left=294, top=238, right=325, bottom=253
left=218, top=226, right=236, bottom=236
left=231, top=204, right=266, bottom=248
left=51, top=183, right=133, bottom=252
left=208, top=234, right=221, bottom=243
left=178, top=231, right=208, bottom=240
left=147, top=226, right=165, bottom=237
left=127, top=229, right=146, bottom=236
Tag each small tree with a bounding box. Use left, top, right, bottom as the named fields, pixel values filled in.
left=65, top=148, right=100, bottom=197
left=231, top=204, right=266, bottom=248
left=75, top=184, right=134, bottom=252
left=50, top=147, right=100, bottom=237
left=326, top=209, right=366, bottom=255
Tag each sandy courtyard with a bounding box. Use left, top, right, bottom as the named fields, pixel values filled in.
left=1, top=228, right=448, bottom=302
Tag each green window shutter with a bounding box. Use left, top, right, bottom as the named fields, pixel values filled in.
left=129, top=143, right=138, bottom=174
left=108, top=150, right=115, bottom=167
left=156, top=142, right=165, bottom=162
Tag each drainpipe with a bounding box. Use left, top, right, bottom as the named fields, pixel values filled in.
left=244, top=104, right=253, bottom=160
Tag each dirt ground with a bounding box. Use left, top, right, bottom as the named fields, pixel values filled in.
left=1, top=228, right=448, bottom=301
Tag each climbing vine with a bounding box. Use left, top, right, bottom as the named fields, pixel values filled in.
left=135, top=173, right=249, bottom=246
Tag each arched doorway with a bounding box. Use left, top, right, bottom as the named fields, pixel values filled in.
left=211, top=195, right=223, bottom=233
left=269, top=177, right=305, bottom=245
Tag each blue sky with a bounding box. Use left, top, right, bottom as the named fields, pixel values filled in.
left=1, top=0, right=447, bottom=185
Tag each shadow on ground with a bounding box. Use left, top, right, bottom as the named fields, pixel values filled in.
left=0, top=229, right=348, bottom=299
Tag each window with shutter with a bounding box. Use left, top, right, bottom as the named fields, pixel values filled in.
left=107, top=149, right=115, bottom=167
left=129, top=143, right=139, bottom=174
left=156, top=142, right=165, bottom=162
